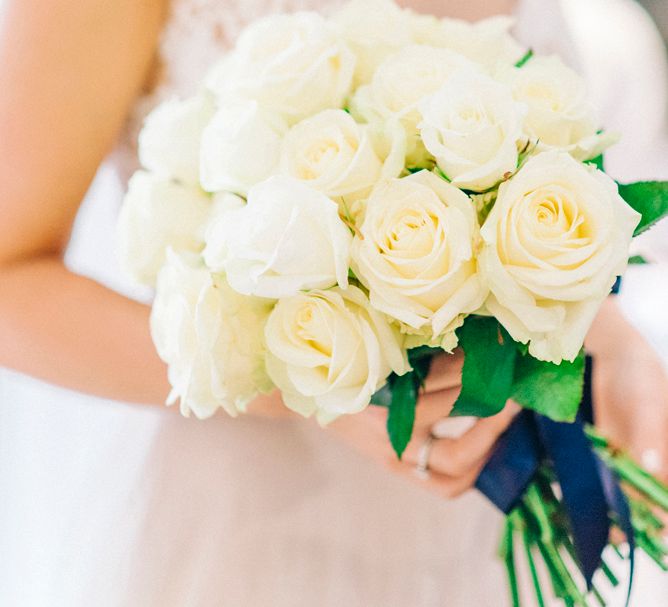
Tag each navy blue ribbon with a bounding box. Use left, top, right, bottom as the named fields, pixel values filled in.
left=476, top=355, right=635, bottom=592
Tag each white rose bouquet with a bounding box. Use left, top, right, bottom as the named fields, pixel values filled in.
left=118, top=1, right=668, bottom=604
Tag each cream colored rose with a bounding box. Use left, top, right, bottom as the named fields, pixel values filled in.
left=479, top=152, right=641, bottom=363
left=206, top=13, right=355, bottom=124
left=265, top=285, right=409, bottom=423
left=204, top=176, right=352, bottom=299
left=350, top=45, right=479, bottom=165
left=419, top=71, right=526, bottom=192
left=414, top=16, right=525, bottom=73
left=280, top=109, right=403, bottom=202
left=151, top=250, right=274, bottom=419
left=352, top=171, right=487, bottom=343
left=138, top=94, right=214, bottom=186
left=332, top=0, right=413, bottom=85
left=118, top=171, right=211, bottom=286
left=200, top=99, right=287, bottom=196
left=504, top=56, right=616, bottom=160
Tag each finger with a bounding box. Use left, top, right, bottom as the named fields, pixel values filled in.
left=399, top=387, right=463, bottom=463
left=364, top=420, right=487, bottom=501
left=423, top=349, right=463, bottom=394
left=381, top=442, right=483, bottom=499
left=402, top=400, right=519, bottom=476
left=415, top=386, right=461, bottom=426
left=421, top=459, right=486, bottom=499
left=427, top=401, right=521, bottom=478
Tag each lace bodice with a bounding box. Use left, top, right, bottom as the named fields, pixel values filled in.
left=114, top=0, right=347, bottom=178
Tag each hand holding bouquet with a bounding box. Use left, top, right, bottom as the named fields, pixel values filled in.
left=118, top=1, right=668, bottom=604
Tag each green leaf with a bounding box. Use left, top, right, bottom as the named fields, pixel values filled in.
left=617, top=181, right=668, bottom=236
left=371, top=347, right=438, bottom=407
left=511, top=351, right=585, bottom=422
left=372, top=350, right=437, bottom=457
left=370, top=382, right=393, bottom=407
left=515, top=49, right=534, bottom=68
left=407, top=345, right=442, bottom=363
left=628, top=254, right=648, bottom=265
left=450, top=317, right=517, bottom=418
left=435, top=166, right=451, bottom=182
left=587, top=154, right=604, bottom=171
left=409, top=353, right=434, bottom=390
left=386, top=372, right=419, bottom=459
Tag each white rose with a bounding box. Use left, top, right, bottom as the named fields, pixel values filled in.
left=138, top=94, right=214, bottom=186
left=352, top=170, right=487, bottom=343
left=118, top=171, right=211, bottom=286
left=207, top=13, right=355, bottom=124
left=332, top=0, right=414, bottom=85
left=200, top=99, right=288, bottom=196
left=151, top=250, right=274, bottom=419
left=479, top=152, right=641, bottom=363
left=265, top=285, right=409, bottom=423
left=504, top=56, right=616, bottom=160
left=204, top=176, right=352, bottom=298
left=350, top=45, right=479, bottom=165
left=419, top=71, right=526, bottom=192
left=413, top=16, right=525, bottom=73
left=280, top=109, right=403, bottom=202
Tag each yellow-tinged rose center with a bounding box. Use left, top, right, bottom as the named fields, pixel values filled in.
left=295, top=301, right=332, bottom=356
left=501, top=185, right=595, bottom=268
left=458, top=106, right=484, bottom=124
left=310, top=140, right=340, bottom=164
left=522, top=82, right=563, bottom=112
left=527, top=189, right=589, bottom=242
left=295, top=127, right=359, bottom=180
left=383, top=210, right=437, bottom=258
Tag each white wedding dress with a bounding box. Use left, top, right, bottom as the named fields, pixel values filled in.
left=1, top=1, right=667, bottom=606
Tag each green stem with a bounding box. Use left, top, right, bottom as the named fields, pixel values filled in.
left=522, top=526, right=546, bottom=607
left=600, top=559, right=619, bottom=588
left=612, top=544, right=625, bottom=560
left=503, top=517, right=521, bottom=607
left=585, top=427, right=668, bottom=511
left=591, top=584, right=606, bottom=607
left=521, top=489, right=590, bottom=606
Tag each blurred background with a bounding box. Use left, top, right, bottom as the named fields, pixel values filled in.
left=642, top=0, right=668, bottom=45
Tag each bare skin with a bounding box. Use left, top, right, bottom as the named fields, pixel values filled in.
left=0, top=0, right=170, bottom=403
left=331, top=300, right=668, bottom=499
left=1, top=0, right=666, bottom=501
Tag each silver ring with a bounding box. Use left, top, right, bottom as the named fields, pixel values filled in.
left=415, top=433, right=435, bottom=480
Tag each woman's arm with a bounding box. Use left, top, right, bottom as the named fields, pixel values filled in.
left=0, top=0, right=172, bottom=403
left=585, top=297, right=668, bottom=480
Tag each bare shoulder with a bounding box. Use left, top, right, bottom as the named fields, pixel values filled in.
left=0, top=0, right=168, bottom=264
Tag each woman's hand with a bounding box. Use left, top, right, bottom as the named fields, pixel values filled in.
left=328, top=351, right=520, bottom=498
left=586, top=298, right=668, bottom=482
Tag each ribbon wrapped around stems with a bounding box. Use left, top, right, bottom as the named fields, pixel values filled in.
left=476, top=356, right=635, bottom=597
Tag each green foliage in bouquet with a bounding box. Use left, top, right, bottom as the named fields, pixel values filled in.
left=373, top=316, right=587, bottom=460
left=371, top=176, right=668, bottom=461
left=453, top=317, right=586, bottom=424
left=450, top=318, right=517, bottom=418
left=617, top=181, right=668, bottom=236
left=371, top=346, right=435, bottom=459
